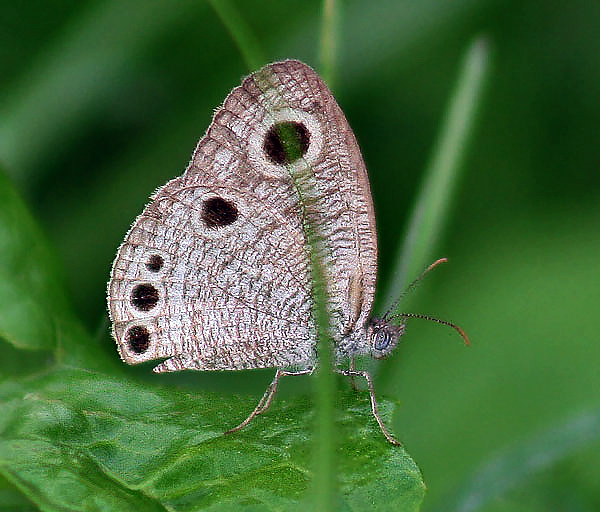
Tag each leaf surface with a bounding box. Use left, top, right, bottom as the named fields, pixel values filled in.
left=0, top=367, right=424, bottom=511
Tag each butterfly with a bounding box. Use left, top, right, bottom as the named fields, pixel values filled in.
left=107, top=60, right=467, bottom=445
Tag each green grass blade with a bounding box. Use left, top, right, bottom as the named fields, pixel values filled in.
left=311, top=250, right=336, bottom=510
left=382, top=35, right=491, bottom=311
left=313, top=6, right=341, bottom=506
left=319, top=0, right=340, bottom=89
left=208, top=0, right=265, bottom=71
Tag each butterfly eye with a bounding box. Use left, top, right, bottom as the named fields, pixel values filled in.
left=263, top=121, right=310, bottom=164
left=374, top=329, right=390, bottom=351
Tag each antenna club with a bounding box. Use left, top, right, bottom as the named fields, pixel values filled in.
left=430, top=257, right=448, bottom=268
left=423, top=257, right=448, bottom=274
left=455, top=325, right=470, bottom=346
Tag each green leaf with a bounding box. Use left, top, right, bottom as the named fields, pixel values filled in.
left=0, top=474, right=37, bottom=512
left=0, top=169, right=116, bottom=371
left=0, top=367, right=424, bottom=511
left=0, top=170, right=69, bottom=352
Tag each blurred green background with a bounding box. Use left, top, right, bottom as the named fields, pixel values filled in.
left=1, top=0, right=599, bottom=510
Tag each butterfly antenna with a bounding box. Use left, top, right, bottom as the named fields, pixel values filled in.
left=394, top=313, right=470, bottom=346
left=383, top=258, right=449, bottom=320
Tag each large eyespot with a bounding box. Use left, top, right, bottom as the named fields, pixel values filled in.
left=201, top=196, right=239, bottom=229
left=131, top=283, right=159, bottom=311
left=126, top=325, right=151, bottom=354
left=374, top=329, right=391, bottom=351
left=247, top=108, right=323, bottom=179
left=263, top=121, right=310, bottom=164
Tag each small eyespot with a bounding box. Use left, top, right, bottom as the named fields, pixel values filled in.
left=263, top=121, right=310, bottom=164
left=201, top=197, right=239, bottom=229
left=146, top=254, right=164, bottom=272
left=126, top=325, right=150, bottom=354
left=131, top=283, right=159, bottom=311
left=374, top=329, right=390, bottom=351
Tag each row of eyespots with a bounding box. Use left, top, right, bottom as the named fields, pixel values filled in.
left=122, top=190, right=242, bottom=356
left=125, top=253, right=164, bottom=354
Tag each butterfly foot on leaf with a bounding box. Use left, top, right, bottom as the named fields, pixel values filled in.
left=224, top=367, right=314, bottom=436
left=337, top=367, right=404, bottom=447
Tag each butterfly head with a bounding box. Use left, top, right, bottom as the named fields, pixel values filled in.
left=368, top=317, right=406, bottom=359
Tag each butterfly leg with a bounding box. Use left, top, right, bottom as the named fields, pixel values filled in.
left=336, top=369, right=402, bottom=446
left=225, top=368, right=313, bottom=435
left=348, top=357, right=359, bottom=391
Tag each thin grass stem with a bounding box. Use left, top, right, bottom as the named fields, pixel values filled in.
left=319, top=0, right=340, bottom=89
left=313, top=1, right=342, bottom=508
left=208, top=0, right=265, bottom=71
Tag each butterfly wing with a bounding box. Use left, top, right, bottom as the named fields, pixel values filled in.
left=107, top=60, right=377, bottom=372
left=239, top=60, right=378, bottom=352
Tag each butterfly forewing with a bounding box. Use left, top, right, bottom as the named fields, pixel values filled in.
left=252, top=61, right=378, bottom=347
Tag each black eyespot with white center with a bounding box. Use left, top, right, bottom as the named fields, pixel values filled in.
left=126, top=325, right=150, bottom=354
left=201, top=197, right=239, bottom=229
left=131, top=283, right=159, bottom=311
left=263, top=121, right=310, bottom=165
